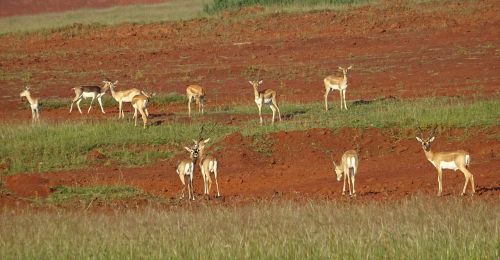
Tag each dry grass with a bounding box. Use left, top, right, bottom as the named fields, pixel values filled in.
left=0, top=197, right=497, bottom=259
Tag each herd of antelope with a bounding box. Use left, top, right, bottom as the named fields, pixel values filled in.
left=18, top=65, right=476, bottom=199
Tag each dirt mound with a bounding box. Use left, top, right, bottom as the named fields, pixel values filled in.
left=5, top=174, right=50, bottom=197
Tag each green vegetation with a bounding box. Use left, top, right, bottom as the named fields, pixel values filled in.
left=0, top=0, right=211, bottom=35
left=45, top=185, right=150, bottom=205
left=0, top=197, right=497, bottom=258
left=204, top=0, right=372, bottom=14
left=1, top=96, right=498, bottom=174
left=0, top=121, right=233, bottom=174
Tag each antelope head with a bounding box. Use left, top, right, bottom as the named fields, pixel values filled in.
left=332, top=161, right=343, bottom=181
left=102, top=80, right=118, bottom=90
left=184, top=146, right=199, bottom=161
left=248, top=79, right=263, bottom=89
left=338, top=65, right=353, bottom=77
left=415, top=126, right=437, bottom=152
left=19, top=86, right=31, bottom=100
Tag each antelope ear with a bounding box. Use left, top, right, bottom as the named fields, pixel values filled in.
left=258, top=80, right=263, bottom=85
left=248, top=81, right=253, bottom=85
left=192, top=139, right=198, bottom=144
left=347, top=65, right=353, bottom=70
left=203, top=138, right=210, bottom=143
left=338, top=66, right=343, bottom=70
left=114, top=80, right=118, bottom=85
left=416, top=137, right=423, bottom=143
left=429, top=136, right=435, bottom=142
left=184, top=146, right=192, bottom=152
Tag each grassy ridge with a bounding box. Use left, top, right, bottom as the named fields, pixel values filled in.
left=1, top=97, right=498, bottom=174
left=0, top=0, right=210, bottom=35
left=0, top=197, right=497, bottom=258
left=204, top=0, right=371, bottom=13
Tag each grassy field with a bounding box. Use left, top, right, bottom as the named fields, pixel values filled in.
left=1, top=97, right=498, bottom=174
left=0, top=197, right=497, bottom=258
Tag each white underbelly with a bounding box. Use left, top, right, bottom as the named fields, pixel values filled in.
left=440, top=161, right=458, bottom=170
left=81, top=92, right=96, bottom=99
left=183, top=163, right=193, bottom=176
left=255, top=98, right=272, bottom=105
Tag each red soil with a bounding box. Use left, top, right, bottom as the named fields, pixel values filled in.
left=0, top=0, right=170, bottom=17
left=0, top=1, right=499, bottom=208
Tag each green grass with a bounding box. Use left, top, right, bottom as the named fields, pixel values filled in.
left=0, top=0, right=211, bottom=35
left=41, top=92, right=185, bottom=110
left=204, top=0, right=373, bottom=14
left=0, top=121, right=233, bottom=174
left=0, top=197, right=497, bottom=258
left=1, top=96, right=498, bottom=174
left=44, top=185, right=151, bottom=205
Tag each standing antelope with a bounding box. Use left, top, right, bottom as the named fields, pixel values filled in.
left=333, top=150, right=359, bottom=196
left=19, top=86, right=40, bottom=124
left=131, top=92, right=152, bottom=129
left=248, top=80, right=282, bottom=125
left=193, top=138, right=220, bottom=197
left=324, top=65, right=352, bottom=111
left=105, top=80, right=143, bottom=119
left=416, top=127, right=475, bottom=196
left=69, top=83, right=110, bottom=114
left=176, top=146, right=199, bottom=201
left=186, top=85, right=205, bottom=117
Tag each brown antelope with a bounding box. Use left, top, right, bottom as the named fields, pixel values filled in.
left=324, top=65, right=352, bottom=111
left=186, top=85, right=205, bottom=117
left=131, top=91, right=154, bottom=129
left=104, top=80, right=143, bottom=119
left=176, top=146, right=199, bottom=201
left=69, top=83, right=110, bottom=114
left=193, top=138, right=220, bottom=197
left=416, top=127, right=475, bottom=196
left=333, top=150, right=359, bottom=196
left=19, top=86, right=40, bottom=124
left=248, top=80, right=282, bottom=125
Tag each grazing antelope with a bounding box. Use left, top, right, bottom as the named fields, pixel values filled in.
left=69, top=82, right=110, bottom=114
left=193, top=138, right=220, bottom=197
left=416, top=127, right=475, bottom=196
left=176, top=146, right=199, bottom=201
left=333, top=150, right=359, bottom=196
left=248, top=80, right=282, bottom=125
left=186, top=85, right=205, bottom=117
left=104, top=80, right=143, bottom=119
left=324, top=65, right=352, bottom=111
left=19, top=86, right=40, bottom=124
left=131, top=91, right=155, bottom=129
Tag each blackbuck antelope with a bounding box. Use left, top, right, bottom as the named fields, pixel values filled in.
left=193, top=138, right=220, bottom=197
left=324, top=65, right=352, bottom=111
left=19, top=86, right=40, bottom=124
left=131, top=91, right=154, bottom=129
left=105, top=80, right=144, bottom=119
left=69, top=82, right=110, bottom=114
left=416, top=127, right=475, bottom=196
left=248, top=80, right=282, bottom=125
left=176, top=146, right=199, bottom=201
left=186, top=85, right=205, bottom=117
left=333, top=150, right=359, bottom=196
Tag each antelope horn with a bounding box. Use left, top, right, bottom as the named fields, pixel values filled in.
left=416, top=126, right=424, bottom=138
left=429, top=125, right=438, bottom=138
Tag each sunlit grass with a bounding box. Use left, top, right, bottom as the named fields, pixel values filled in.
left=0, top=197, right=497, bottom=259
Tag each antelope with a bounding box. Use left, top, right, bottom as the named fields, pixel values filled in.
left=416, top=127, right=475, bottom=196
left=248, top=80, right=282, bottom=125
left=131, top=91, right=155, bottom=129
left=19, top=86, right=40, bottom=124
left=104, top=80, right=143, bottom=119
left=193, top=138, right=220, bottom=197
left=186, top=85, right=205, bottom=117
left=69, top=82, right=110, bottom=114
left=333, top=150, right=359, bottom=196
left=324, top=65, right=352, bottom=111
left=176, top=146, right=199, bottom=201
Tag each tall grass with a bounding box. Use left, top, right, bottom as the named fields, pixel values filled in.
left=0, top=0, right=211, bottom=35
left=203, top=0, right=372, bottom=13
left=0, top=197, right=497, bottom=258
